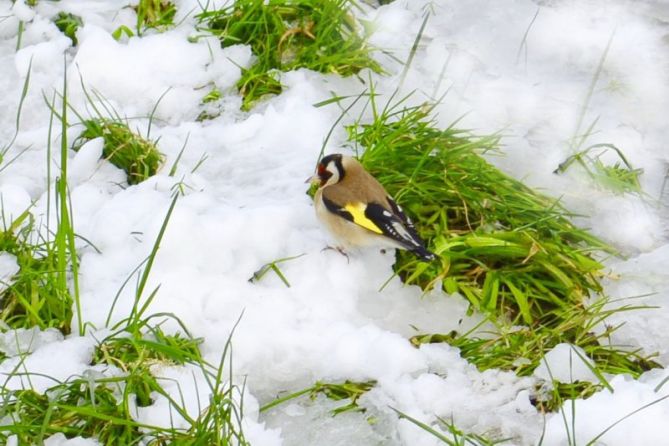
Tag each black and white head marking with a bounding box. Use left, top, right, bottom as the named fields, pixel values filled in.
left=317, top=154, right=345, bottom=187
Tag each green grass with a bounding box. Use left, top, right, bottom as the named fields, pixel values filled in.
left=392, top=408, right=508, bottom=446
left=53, top=12, right=83, bottom=46
left=0, top=57, right=32, bottom=171
left=0, top=379, right=145, bottom=444
left=352, top=102, right=607, bottom=319
left=135, top=0, right=177, bottom=35
left=0, top=64, right=82, bottom=335
left=344, top=95, right=659, bottom=380
left=195, top=0, right=383, bottom=110
left=0, top=319, right=248, bottom=445
left=531, top=381, right=603, bottom=413
left=261, top=379, right=376, bottom=416
left=66, top=79, right=165, bottom=186
left=554, top=143, right=643, bottom=195
left=557, top=32, right=644, bottom=195
left=111, top=0, right=177, bottom=40
left=0, top=61, right=216, bottom=444
left=93, top=323, right=204, bottom=408
left=411, top=296, right=658, bottom=378
left=249, top=253, right=305, bottom=288
left=0, top=210, right=73, bottom=333
left=72, top=118, right=165, bottom=185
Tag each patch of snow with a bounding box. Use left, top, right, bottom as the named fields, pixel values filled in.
left=534, top=343, right=598, bottom=383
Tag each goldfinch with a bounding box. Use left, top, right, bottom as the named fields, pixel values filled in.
left=308, top=153, right=436, bottom=261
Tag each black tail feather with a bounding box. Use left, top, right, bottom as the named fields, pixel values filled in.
left=411, top=246, right=437, bottom=262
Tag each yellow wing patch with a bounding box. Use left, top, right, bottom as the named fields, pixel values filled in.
left=344, top=202, right=383, bottom=234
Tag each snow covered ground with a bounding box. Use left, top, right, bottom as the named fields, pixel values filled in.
left=1, top=0, right=669, bottom=445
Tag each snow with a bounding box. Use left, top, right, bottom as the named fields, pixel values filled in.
left=543, top=371, right=669, bottom=446
left=1, top=0, right=668, bottom=445
left=534, top=343, right=598, bottom=384
left=0, top=252, right=20, bottom=294
left=0, top=331, right=95, bottom=393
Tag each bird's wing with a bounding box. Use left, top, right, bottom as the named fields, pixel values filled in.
left=385, top=195, right=423, bottom=240
left=321, top=196, right=424, bottom=250
left=382, top=197, right=437, bottom=261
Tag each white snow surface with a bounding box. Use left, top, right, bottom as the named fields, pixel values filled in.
left=533, top=343, right=598, bottom=384
left=0, top=0, right=668, bottom=445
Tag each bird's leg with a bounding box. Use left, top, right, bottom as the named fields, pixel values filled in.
left=321, top=245, right=350, bottom=263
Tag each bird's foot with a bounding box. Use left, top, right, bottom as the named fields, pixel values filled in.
left=321, top=245, right=350, bottom=263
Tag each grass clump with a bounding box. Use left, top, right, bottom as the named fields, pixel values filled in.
left=410, top=297, right=659, bottom=377
left=53, top=12, right=83, bottom=46
left=261, top=379, right=376, bottom=416
left=0, top=211, right=73, bottom=334
left=195, top=0, right=383, bottom=110
left=0, top=379, right=144, bottom=444
left=196, top=86, right=224, bottom=122
left=92, top=323, right=204, bottom=408
left=531, top=381, right=603, bottom=413
left=554, top=143, right=643, bottom=195
left=94, top=328, right=203, bottom=371
left=393, top=408, right=507, bottom=446
left=346, top=98, right=658, bottom=379
left=0, top=320, right=248, bottom=445
left=67, top=80, right=166, bottom=185
left=111, top=0, right=177, bottom=40
left=135, top=0, right=177, bottom=34
left=73, top=118, right=164, bottom=185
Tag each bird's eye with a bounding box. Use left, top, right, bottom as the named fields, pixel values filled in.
left=317, top=164, right=333, bottom=184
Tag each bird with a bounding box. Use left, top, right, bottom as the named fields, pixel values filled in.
left=307, top=153, right=436, bottom=261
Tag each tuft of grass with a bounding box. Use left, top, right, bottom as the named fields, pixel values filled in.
left=0, top=211, right=72, bottom=334
left=196, top=86, right=224, bottom=122
left=0, top=63, right=84, bottom=335
left=195, top=0, right=383, bottom=110
left=134, top=0, right=177, bottom=35
left=1, top=57, right=32, bottom=171
left=72, top=118, right=165, bottom=185
left=557, top=33, right=644, bottom=196
left=92, top=323, right=204, bottom=408
left=410, top=297, right=659, bottom=378
left=1, top=381, right=139, bottom=444
left=66, top=78, right=166, bottom=186
left=554, top=143, right=643, bottom=195
left=249, top=253, right=305, bottom=288
left=345, top=95, right=659, bottom=381
left=0, top=317, right=248, bottom=445
left=201, top=87, right=222, bottom=104
left=531, top=381, right=603, bottom=413
left=111, top=0, right=177, bottom=40
left=53, top=12, right=83, bottom=46
left=94, top=328, right=203, bottom=372
left=392, top=408, right=508, bottom=446
left=261, top=379, right=376, bottom=416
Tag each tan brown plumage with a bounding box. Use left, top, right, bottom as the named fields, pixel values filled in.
left=309, top=154, right=435, bottom=261
left=321, top=156, right=391, bottom=209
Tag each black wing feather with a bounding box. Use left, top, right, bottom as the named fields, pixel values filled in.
left=322, top=196, right=354, bottom=222
left=322, top=195, right=436, bottom=262
left=365, top=201, right=436, bottom=261
left=386, top=196, right=421, bottom=240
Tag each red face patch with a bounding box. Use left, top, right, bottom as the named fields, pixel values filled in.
left=316, top=163, right=332, bottom=185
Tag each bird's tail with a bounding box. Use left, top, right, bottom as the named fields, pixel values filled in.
left=412, top=246, right=437, bottom=262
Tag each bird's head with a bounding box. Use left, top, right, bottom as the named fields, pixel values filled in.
left=307, top=153, right=345, bottom=187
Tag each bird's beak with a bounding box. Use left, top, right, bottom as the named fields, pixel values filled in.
left=305, top=174, right=318, bottom=184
